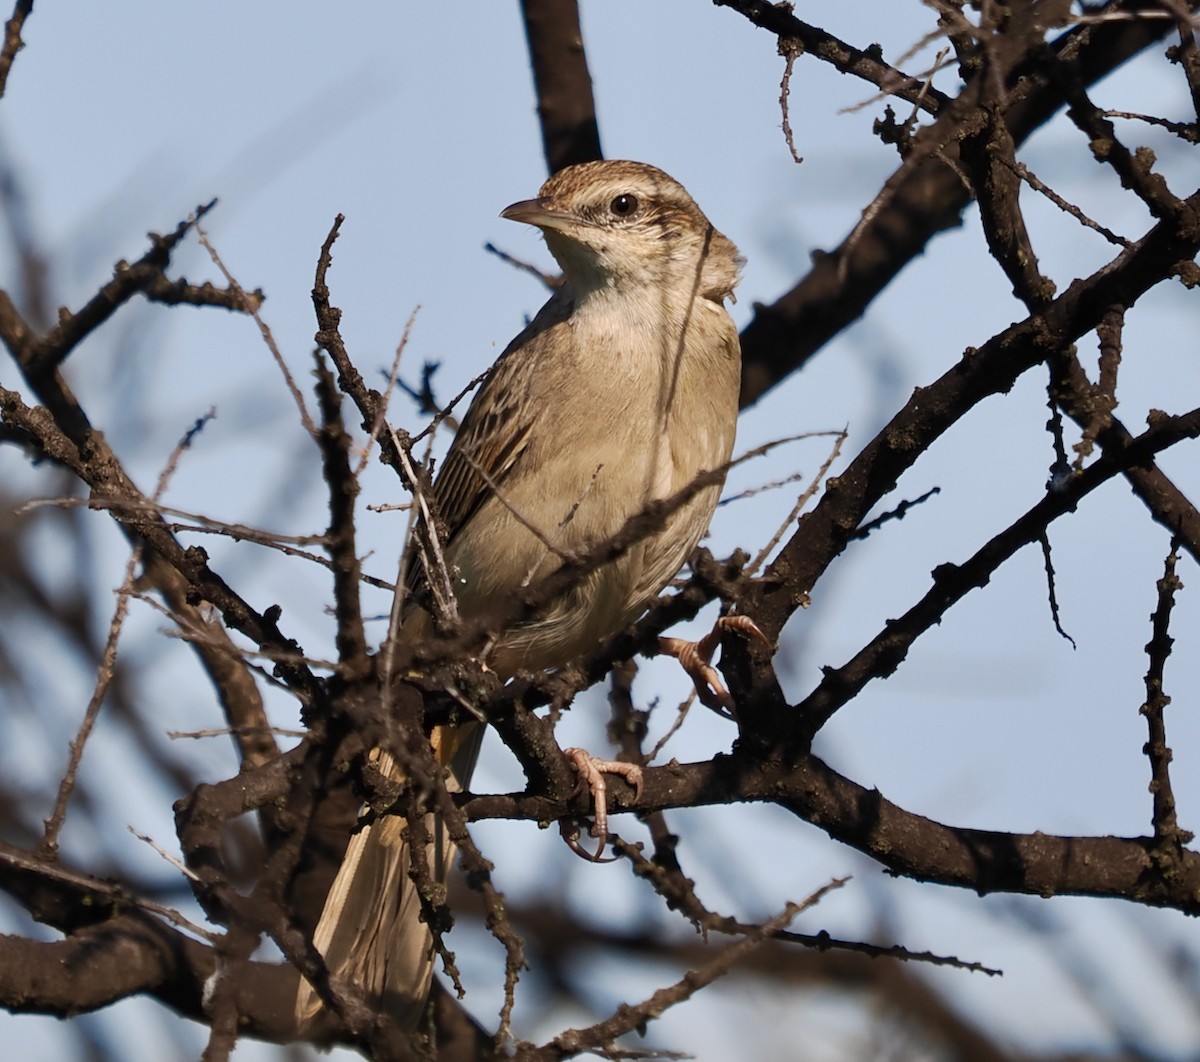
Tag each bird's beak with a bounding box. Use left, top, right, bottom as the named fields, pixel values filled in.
left=500, top=197, right=574, bottom=231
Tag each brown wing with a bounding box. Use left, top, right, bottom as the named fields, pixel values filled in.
left=433, top=359, right=537, bottom=540
left=404, top=294, right=572, bottom=603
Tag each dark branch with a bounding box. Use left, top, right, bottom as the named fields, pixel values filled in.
left=735, top=5, right=1177, bottom=407
left=518, top=0, right=603, bottom=173
left=0, top=0, right=33, bottom=98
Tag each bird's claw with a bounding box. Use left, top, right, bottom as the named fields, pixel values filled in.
left=659, top=613, right=771, bottom=716
left=559, top=817, right=617, bottom=862
left=560, top=747, right=644, bottom=862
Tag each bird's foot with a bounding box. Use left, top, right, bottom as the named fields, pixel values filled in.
left=658, top=613, right=771, bottom=718
left=560, top=748, right=644, bottom=862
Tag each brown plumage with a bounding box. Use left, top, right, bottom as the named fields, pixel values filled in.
left=296, top=160, right=744, bottom=1029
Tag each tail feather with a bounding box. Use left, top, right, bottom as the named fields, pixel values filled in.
left=295, top=721, right=484, bottom=1028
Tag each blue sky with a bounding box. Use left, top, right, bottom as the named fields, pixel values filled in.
left=2, top=3, right=1199, bottom=1059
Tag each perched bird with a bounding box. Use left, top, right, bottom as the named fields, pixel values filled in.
left=296, top=159, right=746, bottom=1030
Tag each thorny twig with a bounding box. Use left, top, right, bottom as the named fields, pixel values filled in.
left=39, top=412, right=214, bottom=856
left=195, top=224, right=315, bottom=436
left=522, top=879, right=848, bottom=1060
left=1142, top=542, right=1188, bottom=851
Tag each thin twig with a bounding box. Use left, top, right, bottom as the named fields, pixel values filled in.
left=382, top=428, right=439, bottom=692
left=195, top=223, right=316, bottom=437
left=850, top=486, right=941, bottom=542
left=0, top=0, right=34, bottom=99
left=484, top=241, right=562, bottom=290
left=718, top=468, right=811, bottom=505
left=614, top=836, right=1001, bottom=974
left=432, top=769, right=526, bottom=1048
left=996, top=153, right=1132, bottom=248
left=792, top=404, right=1200, bottom=738
left=410, top=365, right=493, bottom=446
left=19, top=494, right=325, bottom=546
left=747, top=429, right=846, bottom=576
left=714, top=1, right=949, bottom=115
left=155, top=620, right=344, bottom=675
left=778, top=37, right=805, bottom=164
left=356, top=306, right=420, bottom=477
left=0, top=839, right=219, bottom=942
left=842, top=47, right=953, bottom=119
left=1038, top=530, right=1076, bottom=648
left=1142, top=541, right=1186, bottom=849
left=39, top=413, right=214, bottom=856
left=388, top=424, right=458, bottom=624
left=645, top=691, right=697, bottom=764
left=167, top=726, right=306, bottom=740
left=131, top=589, right=342, bottom=678
left=17, top=494, right=396, bottom=591
left=1102, top=109, right=1199, bottom=143
left=127, top=826, right=201, bottom=883
left=530, top=880, right=847, bottom=1059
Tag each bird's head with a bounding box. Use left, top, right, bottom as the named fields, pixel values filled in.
left=501, top=160, right=742, bottom=305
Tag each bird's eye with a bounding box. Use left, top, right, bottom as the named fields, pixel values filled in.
left=609, top=193, right=639, bottom=218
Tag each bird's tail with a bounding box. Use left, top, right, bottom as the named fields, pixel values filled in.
left=294, top=720, right=484, bottom=1029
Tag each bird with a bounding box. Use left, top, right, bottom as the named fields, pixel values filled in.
left=295, top=159, right=746, bottom=1032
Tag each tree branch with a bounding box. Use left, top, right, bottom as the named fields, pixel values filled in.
left=735, top=2, right=1179, bottom=407
left=518, top=0, right=603, bottom=173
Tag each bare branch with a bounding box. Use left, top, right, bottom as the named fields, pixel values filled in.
left=715, top=0, right=950, bottom=115
left=517, top=0, right=602, bottom=173
left=19, top=202, right=221, bottom=376
left=522, top=881, right=846, bottom=1060
left=0, top=0, right=33, bottom=98
left=1141, top=542, right=1188, bottom=851
left=195, top=222, right=316, bottom=438
left=40, top=411, right=213, bottom=856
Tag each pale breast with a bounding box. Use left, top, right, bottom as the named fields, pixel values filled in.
left=443, top=288, right=740, bottom=675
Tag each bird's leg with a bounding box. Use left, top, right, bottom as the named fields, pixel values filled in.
left=658, top=614, right=771, bottom=718
left=561, top=747, right=644, bottom=862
